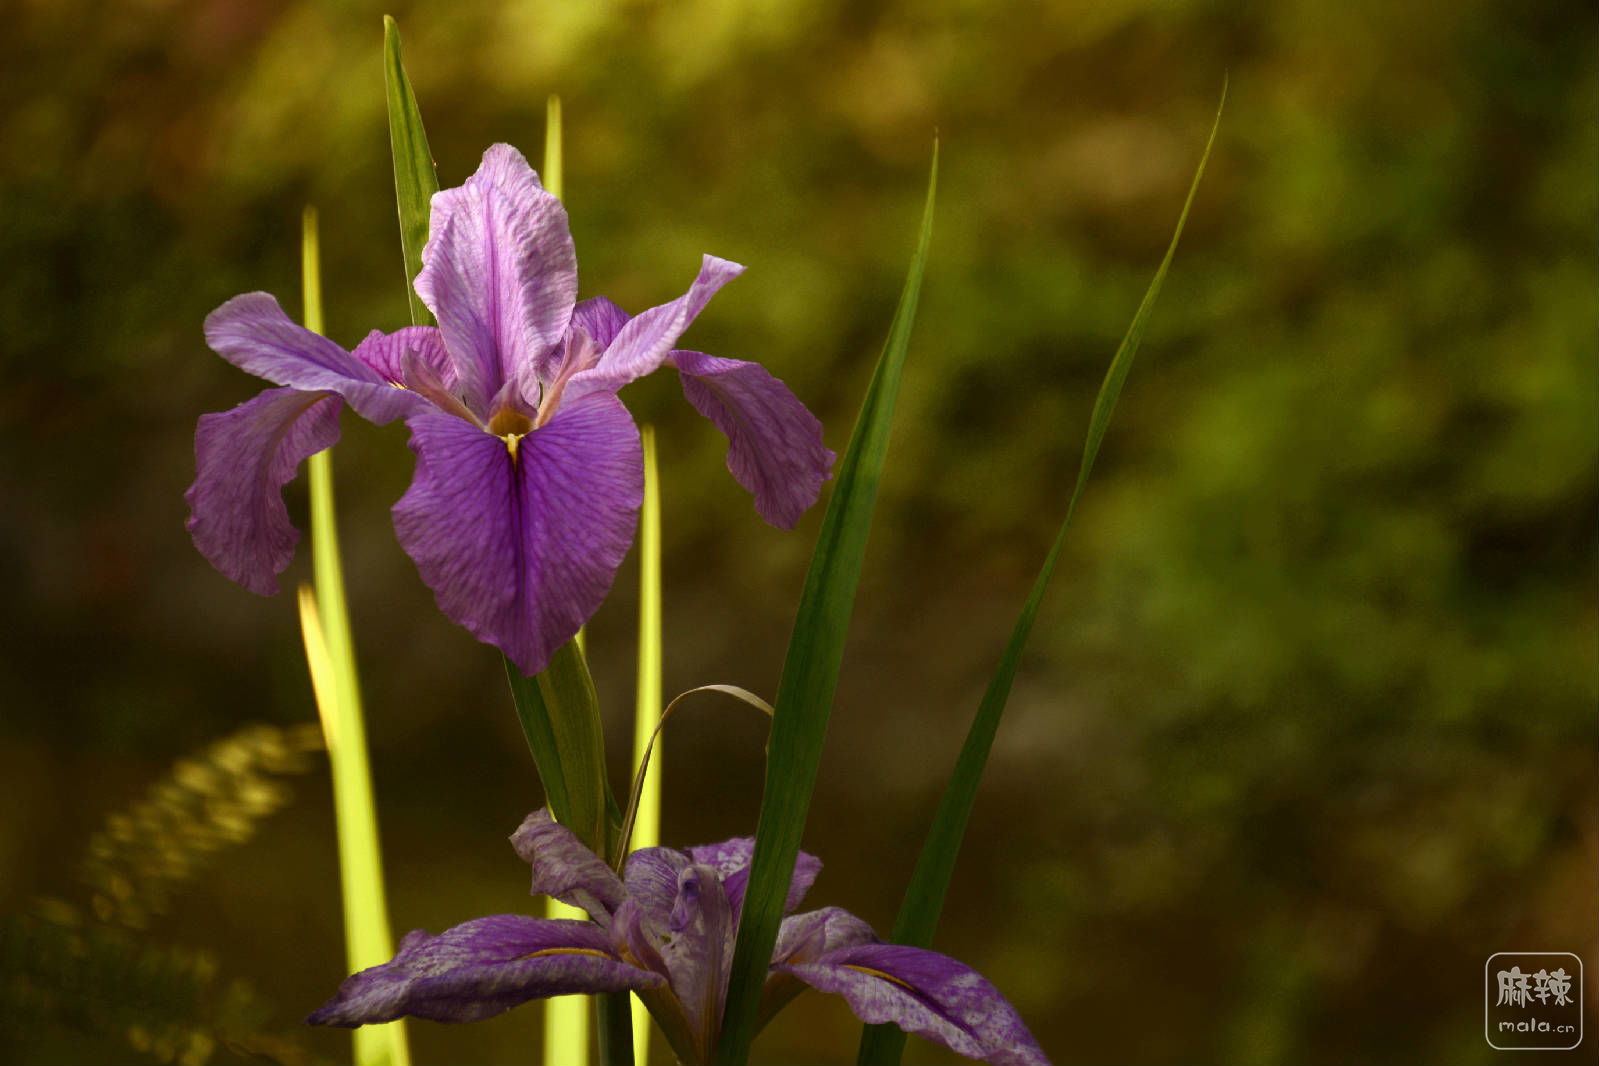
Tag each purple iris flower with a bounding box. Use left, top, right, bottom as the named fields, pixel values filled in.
left=186, top=144, right=834, bottom=675
left=308, top=809, right=1050, bottom=1066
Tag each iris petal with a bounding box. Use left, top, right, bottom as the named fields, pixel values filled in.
left=306, top=916, right=662, bottom=1027
left=203, top=294, right=422, bottom=425
left=686, top=837, right=824, bottom=917
left=571, top=295, right=630, bottom=350
left=565, top=255, right=745, bottom=402
left=776, top=943, right=1052, bottom=1066
left=623, top=846, right=692, bottom=929
left=660, top=864, right=736, bottom=1063
left=771, top=906, right=876, bottom=965
left=670, top=350, right=836, bottom=529
left=184, top=387, right=342, bottom=596
left=350, top=325, right=456, bottom=390
left=415, top=144, right=578, bottom=415
left=510, top=809, right=627, bottom=925
left=391, top=391, right=642, bottom=676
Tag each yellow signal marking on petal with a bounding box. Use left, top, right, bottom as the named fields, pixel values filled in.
left=522, top=947, right=617, bottom=962
left=842, top=964, right=917, bottom=993
left=505, top=434, right=521, bottom=463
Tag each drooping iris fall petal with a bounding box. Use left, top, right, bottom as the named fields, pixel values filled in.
left=776, top=943, right=1051, bottom=1066
left=390, top=392, right=643, bottom=675
left=185, top=387, right=343, bottom=595
left=670, top=349, right=836, bottom=529
left=306, top=916, right=663, bottom=1027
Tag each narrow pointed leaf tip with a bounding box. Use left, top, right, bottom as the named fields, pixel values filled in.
left=383, top=14, right=440, bottom=328
left=717, top=141, right=937, bottom=1066
left=858, top=86, right=1223, bottom=1066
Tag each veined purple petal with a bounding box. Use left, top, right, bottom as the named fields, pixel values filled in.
left=350, top=325, right=456, bottom=390
left=414, top=144, right=577, bottom=415
left=391, top=391, right=642, bottom=675
left=609, top=899, right=670, bottom=977
left=306, top=916, right=662, bottom=1027
left=623, top=846, right=692, bottom=929
left=759, top=906, right=880, bottom=1038
left=184, top=387, right=342, bottom=595
left=660, top=864, right=736, bottom=1063
left=776, top=943, right=1051, bottom=1066
left=351, top=325, right=482, bottom=425
left=571, top=295, right=630, bottom=350
left=772, top=906, right=877, bottom=966
left=686, top=837, right=823, bottom=918
left=609, top=899, right=703, bottom=1060
left=510, top=808, right=626, bottom=924
left=566, top=255, right=744, bottom=401
left=670, top=350, right=835, bottom=529
left=203, top=294, right=423, bottom=425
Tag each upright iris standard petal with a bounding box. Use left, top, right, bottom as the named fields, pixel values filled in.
left=674, top=351, right=838, bottom=531
left=413, top=143, right=577, bottom=415
left=776, top=943, right=1051, bottom=1066
left=659, top=865, right=737, bottom=1063
left=185, top=387, right=343, bottom=595
left=570, top=295, right=630, bottom=349
left=307, top=916, right=663, bottom=1027
left=685, top=837, right=823, bottom=917
left=203, top=294, right=424, bottom=425
left=390, top=392, right=643, bottom=675
left=623, top=847, right=693, bottom=928
left=349, top=325, right=457, bottom=390
left=564, top=255, right=747, bottom=401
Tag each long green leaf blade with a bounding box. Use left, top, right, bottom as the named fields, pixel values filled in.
left=856, top=83, right=1224, bottom=1066
left=716, top=144, right=938, bottom=1065
left=299, top=207, right=410, bottom=1066
left=382, top=15, right=438, bottom=327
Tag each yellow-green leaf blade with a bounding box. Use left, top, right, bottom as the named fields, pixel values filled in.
left=299, top=206, right=410, bottom=1066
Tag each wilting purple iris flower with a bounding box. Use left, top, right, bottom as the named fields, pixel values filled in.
left=308, top=809, right=1049, bottom=1066
left=186, top=144, right=834, bottom=674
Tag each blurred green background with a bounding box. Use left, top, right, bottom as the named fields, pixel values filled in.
left=2, top=0, right=1594, bottom=1063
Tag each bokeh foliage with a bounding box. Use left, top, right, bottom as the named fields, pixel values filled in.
left=0, top=0, right=1593, bottom=1063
